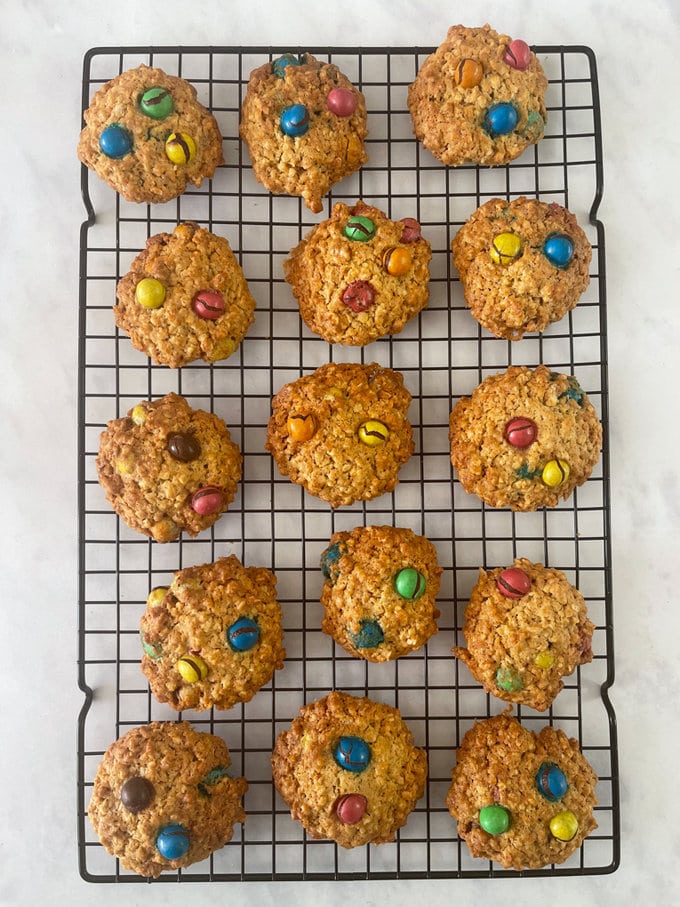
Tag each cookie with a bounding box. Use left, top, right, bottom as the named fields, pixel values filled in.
left=88, top=721, right=247, bottom=877
left=284, top=201, right=432, bottom=345
left=408, top=24, right=547, bottom=166
left=266, top=362, right=414, bottom=507
left=240, top=53, right=368, bottom=212
left=96, top=393, right=242, bottom=542
left=271, top=691, right=427, bottom=848
left=452, top=197, right=592, bottom=339
left=453, top=559, right=594, bottom=711
left=445, top=714, right=598, bottom=869
left=320, top=525, right=442, bottom=661
left=115, top=222, right=255, bottom=368
left=449, top=365, right=602, bottom=510
left=140, top=555, right=285, bottom=712
left=78, top=64, right=223, bottom=203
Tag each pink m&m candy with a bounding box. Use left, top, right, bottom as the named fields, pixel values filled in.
left=327, top=87, right=357, bottom=117
left=192, top=290, right=226, bottom=320
left=335, top=793, right=367, bottom=825
left=503, top=39, right=531, bottom=71
left=504, top=417, right=538, bottom=448
left=496, top=567, right=532, bottom=599
left=190, top=486, right=223, bottom=516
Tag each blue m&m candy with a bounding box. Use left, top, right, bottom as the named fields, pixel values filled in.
left=280, top=104, right=310, bottom=137
left=333, top=736, right=371, bottom=773
left=321, top=542, right=343, bottom=581
left=99, top=123, right=133, bottom=159
left=483, top=102, right=519, bottom=137
left=156, top=823, right=190, bottom=860
left=349, top=619, right=384, bottom=649
left=227, top=617, right=260, bottom=652
left=535, top=762, right=569, bottom=802
left=542, top=233, right=574, bottom=269
left=272, top=54, right=303, bottom=78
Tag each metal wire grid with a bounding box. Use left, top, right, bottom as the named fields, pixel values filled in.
left=78, top=45, right=618, bottom=881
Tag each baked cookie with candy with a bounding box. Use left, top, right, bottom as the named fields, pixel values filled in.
left=88, top=722, right=247, bottom=877
left=271, top=691, right=427, bottom=848
left=452, top=197, right=592, bottom=339
left=240, top=53, right=368, bottom=212
left=449, top=365, right=602, bottom=511
left=115, top=222, right=255, bottom=368
left=445, top=714, right=598, bottom=869
left=140, top=556, right=285, bottom=712
left=408, top=24, right=547, bottom=166
left=453, top=559, right=594, bottom=711
left=78, top=64, right=223, bottom=203
left=320, top=525, right=442, bottom=661
left=96, top=393, right=242, bottom=542
left=284, top=201, right=431, bottom=345
left=266, top=362, right=414, bottom=507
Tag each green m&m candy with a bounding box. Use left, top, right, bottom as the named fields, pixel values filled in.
left=479, top=804, right=511, bottom=835
left=343, top=215, right=376, bottom=242
left=394, top=567, right=426, bottom=600
left=139, top=87, right=174, bottom=120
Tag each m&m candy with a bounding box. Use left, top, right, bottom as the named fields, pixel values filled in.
left=333, top=736, right=371, bottom=772
left=99, top=123, right=133, bottom=159
left=327, top=87, right=357, bottom=117
left=496, top=665, right=523, bottom=692
left=541, top=459, right=570, bottom=488
left=496, top=567, right=531, bottom=599
left=165, top=132, right=196, bottom=164
left=502, top=39, right=532, bottom=71
left=287, top=414, right=317, bottom=441
left=483, top=102, right=518, bottom=136
left=343, top=215, right=376, bottom=242
left=335, top=793, right=367, bottom=824
left=139, top=87, right=173, bottom=119
left=189, top=486, right=223, bottom=515
left=536, top=762, right=569, bottom=802
left=192, top=290, right=226, bottom=320
left=227, top=617, right=261, bottom=652
left=394, top=568, right=426, bottom=601
left=549, top=810, right=579, bottom=841
left=504, top=417, right=537, bottom=448
left=383, top=246, right=412, bottom=276
left=479, top=804, right=511, bottom=835
left=342, top=280, right=376, bottom=313
left=350, top=619, right=384, bottom=649
left=490, top=232, right=522, bottom=265
left=177, top=654, right=208, bottom=683
left=166, top=432, right=201, bottom=462
left=358, top=420, right=389, bottom=446
left=454, top=58, right=484, bottom=89
left=156, top=824, right=190, bottom=860
left=120, top=776, right=154, bottom=813
left=135, top=277, right=166, bottom=309
left=280, top=104, right=310, bottom=137
left=543, top=233, right=574, bottom=269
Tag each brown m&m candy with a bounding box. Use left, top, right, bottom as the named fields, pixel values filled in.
left=120, top=776, right=154, bottom=813
left=167, top=432, right=201, bottom=462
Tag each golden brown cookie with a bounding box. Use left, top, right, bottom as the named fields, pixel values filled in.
left=284, top=201, right=431, bottom=345
left=240, top=53, right=368, bottom=212
left=88, top=722, right=247, bottom=878
left=140, top=556, right=285, bottom=712
left=452, top=197, right=592, bottom=339
left=408, top=24, right=547, bottom=166
left=271, top=691, right=427, bottom=848
left=96, top=393, right=242, bottom=542
left=445, top=714, right=598, bottom=869
left=449, top=365, right=602, bottom=511
left=115, top=222, right=255, bottom=368
left=453, top=559, right=594, bottom=711
left=266, top=362, right=414, bottom=508
left=78, top=64, right=223, bottom=203
left=320, top=525, right=442, bottom=661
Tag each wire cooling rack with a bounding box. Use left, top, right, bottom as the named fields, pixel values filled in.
left=78, top=45, right=618, bottom=881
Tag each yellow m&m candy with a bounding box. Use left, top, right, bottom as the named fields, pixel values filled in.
left=535, top=650, right=555, bottom=669
left=549, top=810, right=579, bottom=842
left=165, top=132, right=196, bottom=164
left=177, top=654, right=208, bottom=684
left=358, top=420, right=389, bottom=446
left=135, top=277, right=166, bottom=309
left=542, top=459, right=571, bottom=488
left=490, top=232, right=522, bottom=266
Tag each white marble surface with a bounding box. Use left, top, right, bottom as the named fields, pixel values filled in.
left=2, top=0, right=679, bottom=904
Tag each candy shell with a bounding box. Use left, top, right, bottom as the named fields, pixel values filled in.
left=333, top=736, right=371, bottom=773
left=287, top=414, right=317, bottom=442
left=139, top=87, right=174, bottom=120
left=327, top=87, right=357, bottom=117
left=280, top=104, right=310, bottom=137
left=271, top=54, right=302, bottom=78
left=99, top=123, right=133, bottom=159
left=543, top=233, right=575, bottom=269
left=342, top=280, right=376, bottom=313
left=156, top=824, right=190, bottom=860
left=120, top=776, right=154, bottom=813
left=208, top=337, right=235, bottom=361
left=131, top=404, right=147, bottom=425
left=167, top=432, right=201, bottom=462
left=141, top=633, right=162, bottom=660
left=146, top=586, right=169, bottom=608
left=490, top=232, right=522, bottom=266
left=135, top=277, right=166, bottom=309
left=343, top=215, right=376, bottom=242
left=504, top=417, right=538, bottom=448
left=189, top=486, right=223, bottom=516
left=496, top=665, right=523, bottom=692
left=358, top=420, right=389, bottom=446
left=535, top=650, right=555, bottom=669
left=227, top=617, right=261, bottom=652
left=177, top=653, right=208, bottom=683
left=350, top=619, right=384, bottom=649
left=335, top=793, right=368, bottom=825
left=536, top=762, right=569, bottom=802
left=479, top=804, right=510, bottom=835
left=382, top=246, right=413, bottom=276
left=321, top=542, right=343, bottom=581
left=541, top=459, right=570, bottom=488
left=483, top=102, right=519, bottom=137
left=502, top=39, right=532, bottom=71
left=454, top=58, right=484, bottom=89
left=394, top=567, right=426, bottom=601
left=399, top=217, right=422, bottom=243
left=549, top=810, right=579, bottom=842
left=192, top=290, right=226, bottom=320
left=496, top=567, right=532, bottom=599
left=165, top=132, right=196, bottom=164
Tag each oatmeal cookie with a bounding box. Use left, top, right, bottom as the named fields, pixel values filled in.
left=78, top=64, right=223, bottom=203
left=240, top=53, right=368, bottom=212
left=266, top=362, right=414, bottom=507
left=320, top=525, right=442, bottom=661
left=452, top=197, right=592, bottom=339
left=445, top=714, right=598, bottom=869
left=408, top=24, right=547, bottom=166
left=453, top=559, right=594, bottom=710
left=115, top=222, right=255, bottom=368
left=284, top=201, right=431, bottom=345
left=88, top=722, right=247, bottom=877
left=449, top=365, right=602, bottom=510
left=96, top=393, right=242, bottom=542
left=140, top=556, right=285, bottom=712
left=271, top=691, right=427, bottom=848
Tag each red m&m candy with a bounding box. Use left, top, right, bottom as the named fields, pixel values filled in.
left=496, top=567, right=532, bottom=599
left=504, top=417, right=538, bottom=448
